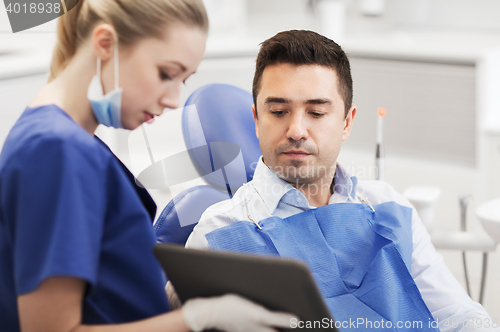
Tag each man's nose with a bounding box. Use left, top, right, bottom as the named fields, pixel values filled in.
left=286, top=112, right=308, bottom=142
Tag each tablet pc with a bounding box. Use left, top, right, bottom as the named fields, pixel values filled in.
left=154, top=243, right=337, bottom=332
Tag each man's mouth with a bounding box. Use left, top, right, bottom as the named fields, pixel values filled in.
left=282, top=150, right=310, bottom=157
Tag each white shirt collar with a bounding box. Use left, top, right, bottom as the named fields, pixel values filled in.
left=252, top=157, right=295, bottom=214
left=251, top=156, right=358, bottom=213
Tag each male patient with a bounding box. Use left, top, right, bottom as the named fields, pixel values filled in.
left=185, top=30, right=494, bottom=331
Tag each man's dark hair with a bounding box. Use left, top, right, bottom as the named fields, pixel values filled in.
left=252, top=30, right=353, bottom=118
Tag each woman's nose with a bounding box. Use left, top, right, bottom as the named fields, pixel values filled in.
left=160, top=83, right=181, bottom=110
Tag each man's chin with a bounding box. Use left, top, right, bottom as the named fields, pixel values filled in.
left=268, top=163, right=335, bottom=183
left=274, top=169, right=316, bottom=185
left=278, top=175, right=334, bottom=195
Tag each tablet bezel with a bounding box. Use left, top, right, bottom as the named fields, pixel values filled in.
left=154, top=243, right=337, bottom=332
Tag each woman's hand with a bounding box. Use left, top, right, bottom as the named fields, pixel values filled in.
left=182, top=294, right=297, bottom=332
left=166, top=281, right=182, bottom=310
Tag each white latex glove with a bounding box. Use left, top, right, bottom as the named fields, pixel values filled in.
left=182, top=294, right=297, bottom=332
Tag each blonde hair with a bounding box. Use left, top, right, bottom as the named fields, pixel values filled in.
left=48, top=0, right=208, bottom=82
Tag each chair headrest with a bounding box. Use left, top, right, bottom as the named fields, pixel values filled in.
left=154, top=185, right=230, bottom=244
left=183, top=84, right=261, bottom=193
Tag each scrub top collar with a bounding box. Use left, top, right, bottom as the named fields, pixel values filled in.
left=252, top=156, right=359, bottom=214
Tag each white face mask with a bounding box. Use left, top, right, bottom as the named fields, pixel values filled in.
left=87, top=37, right=124, bottom=129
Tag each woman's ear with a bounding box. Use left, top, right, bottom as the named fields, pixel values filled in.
left=91, top=23, right=117, bottom=62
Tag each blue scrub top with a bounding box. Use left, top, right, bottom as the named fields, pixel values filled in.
left=0, top=105, right=170, bottom=331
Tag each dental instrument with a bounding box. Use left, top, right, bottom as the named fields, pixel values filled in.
left=375, top=107, right=386, bottom=181
left=459, top=195, right=472, bottom=297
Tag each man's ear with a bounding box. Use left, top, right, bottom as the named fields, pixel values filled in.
left=342, top=105, right=357, bottom=142
left=91, top=23, right=117, bottom=62
left=252, top=104, right=259, bottom=139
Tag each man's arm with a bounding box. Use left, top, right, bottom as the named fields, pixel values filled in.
left=185, top=211, right=234, bottom=249
left=410, top=208, right=497, bottom=332
left=362, top=181, right=495, bottom=331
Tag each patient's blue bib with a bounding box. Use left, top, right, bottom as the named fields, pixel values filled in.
left=206, top=202, right=439, bottom=331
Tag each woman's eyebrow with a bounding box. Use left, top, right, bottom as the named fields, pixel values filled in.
left=160, top=60, right=187, bottom=72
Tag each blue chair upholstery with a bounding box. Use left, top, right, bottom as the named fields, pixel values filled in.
left=155, top=84, right=260, bottom=244
left=182, top=83, right=261, bottom=191
left=154, top=185, right=229, bottom=244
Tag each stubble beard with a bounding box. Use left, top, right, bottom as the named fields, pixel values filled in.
left=270, top=159, right=336, bottom=196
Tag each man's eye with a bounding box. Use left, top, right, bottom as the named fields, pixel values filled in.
left=160, top=71, right=172, bottom=81
left=310, top=112, right=324, bottom=118
left=271, top=110, right=286, bottom=117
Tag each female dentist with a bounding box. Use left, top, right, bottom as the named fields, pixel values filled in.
left=0, top=0, right=295, bottom=331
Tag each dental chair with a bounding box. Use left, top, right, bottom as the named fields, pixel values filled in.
left=154, top=83, right=259, bottom=244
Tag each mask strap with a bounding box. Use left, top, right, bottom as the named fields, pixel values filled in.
left=94, top=33, right=118, bottom=89
left=96, top=58, right=101, bottom=80
left=114, top=35, right=119, bottom=90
